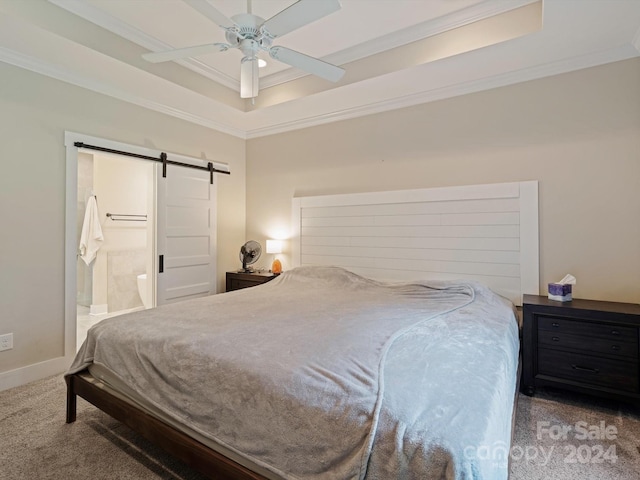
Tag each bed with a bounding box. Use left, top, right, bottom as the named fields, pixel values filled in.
left=66, top=181, right=539, bottom=479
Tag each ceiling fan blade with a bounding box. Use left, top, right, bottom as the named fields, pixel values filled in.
left=142, top=43, right=228, bottom=63
left=269, top=46, right=345, bottom=82
left=184, top=0, right=235, bottom=28
left=240, top=57, right=259, bottom=98
left=262, top=0, right=341, bottom=38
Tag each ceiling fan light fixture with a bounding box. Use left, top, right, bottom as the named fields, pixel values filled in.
left=258, top=58, right=267, bottom=68
left=240, top=56, right=259, bottom=99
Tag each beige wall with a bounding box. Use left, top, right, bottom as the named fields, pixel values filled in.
left=0, top=62, right=245, bottom=376
left=247, top=58, right=640, bottom=304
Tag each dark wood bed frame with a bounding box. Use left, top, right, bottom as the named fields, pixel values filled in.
left=65, top=371, right=269, bottom=480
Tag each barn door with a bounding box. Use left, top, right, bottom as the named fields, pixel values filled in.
left=156, top=163, right=216, bottom=305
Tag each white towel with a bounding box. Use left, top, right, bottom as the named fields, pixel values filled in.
left=79, top=196, right=103, bottom=265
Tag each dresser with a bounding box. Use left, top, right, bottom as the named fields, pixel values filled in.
left=225, top=271, right=278, bottom=292
left=521, top=294, right=640, bottom=405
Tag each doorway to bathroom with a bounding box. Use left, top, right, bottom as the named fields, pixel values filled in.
left=65, top=131, right=224, bottom=361
left=76, top=151, right=155, bottom=349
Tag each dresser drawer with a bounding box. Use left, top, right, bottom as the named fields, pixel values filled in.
left=537, top=348, right=639, bottom=392
left=226, top=271, right=278, bottom=292
left=538, top=316, right=637, bottom=343
left=538, top=330, right=638, bottom=359
left=228, top=278, right=261, bottom=291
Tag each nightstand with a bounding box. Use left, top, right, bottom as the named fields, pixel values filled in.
left=521, top=294, right=640, bottom=405
left=226, top=271, right=278, bottom=292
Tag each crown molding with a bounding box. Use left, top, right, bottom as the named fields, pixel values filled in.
left=0, top=36, right=635, bottom=141
left=47, top=0, right=240, bottom=91
left=246, top=45, right=638, bottom=139
left=0, top=46, right=247, bottom=139
left=260, top=0, right=538, bottom=89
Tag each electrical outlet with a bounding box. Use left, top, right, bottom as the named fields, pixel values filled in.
left=0, top=333, right=13, bottom=352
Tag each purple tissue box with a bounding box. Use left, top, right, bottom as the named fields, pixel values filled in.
left=548, top=283, right=572, bottom=301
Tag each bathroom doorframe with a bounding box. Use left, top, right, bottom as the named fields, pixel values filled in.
left=64, top=131, right=221, bottom=358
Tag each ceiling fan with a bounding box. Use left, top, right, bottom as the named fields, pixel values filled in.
left=142, top=0, right=346, bottom=99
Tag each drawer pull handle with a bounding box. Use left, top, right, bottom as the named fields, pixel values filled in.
left=572, top=364, right=599, bottom=374
left=611, top=330, right=620, bottom=336
left=611, top=345, right=620, bottom=351
left=552, top=336, right=560, bottom=342
left=552, top=322, right=560, bottom=328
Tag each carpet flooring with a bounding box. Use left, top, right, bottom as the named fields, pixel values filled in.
left=1, top=374, right=638, bottom=479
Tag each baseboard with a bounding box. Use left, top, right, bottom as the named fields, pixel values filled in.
left=0, top=355, right=73, bottom=392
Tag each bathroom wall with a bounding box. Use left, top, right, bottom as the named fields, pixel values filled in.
left=107, top=249, right=145, bottom=311
left=92, top=154, right=152, bottom=313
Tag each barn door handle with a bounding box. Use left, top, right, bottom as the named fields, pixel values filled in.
left=159, top=255, right=164, bottom=273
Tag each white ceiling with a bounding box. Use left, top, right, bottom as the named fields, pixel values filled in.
left=0, top=0, right=639, bottom=139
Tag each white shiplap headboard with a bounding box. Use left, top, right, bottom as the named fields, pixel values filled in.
left=292, top=181, right=539, bottom=306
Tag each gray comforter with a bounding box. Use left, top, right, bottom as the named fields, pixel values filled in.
left=67, top=266, right=519, bottom=479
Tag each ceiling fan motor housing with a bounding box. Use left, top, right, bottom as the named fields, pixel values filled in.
left=227, top=14, right=270, bottom=58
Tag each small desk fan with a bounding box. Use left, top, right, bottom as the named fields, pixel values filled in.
left=239, top=240, right=261, bottom=272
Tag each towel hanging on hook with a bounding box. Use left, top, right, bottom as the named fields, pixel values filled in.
left=79, top=195, right=103, bottom=265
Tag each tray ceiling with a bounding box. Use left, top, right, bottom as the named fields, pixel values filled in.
left=0, top=0, right=639, bottom=138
